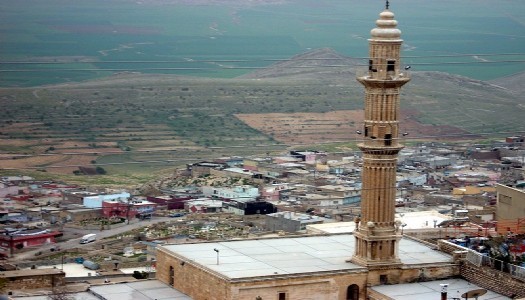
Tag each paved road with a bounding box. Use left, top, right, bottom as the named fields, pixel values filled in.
left=10, top=217, right=173, bottom=261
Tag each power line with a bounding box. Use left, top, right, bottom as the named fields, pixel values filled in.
left=1, top=52, right=524, bottom=65
left=2, top=59, right=525, bottom=72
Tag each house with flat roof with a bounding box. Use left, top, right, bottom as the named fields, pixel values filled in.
left=265, top=211, right=325, bottom=232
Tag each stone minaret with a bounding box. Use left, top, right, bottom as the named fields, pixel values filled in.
left=351, top=4, right=410, bottom=268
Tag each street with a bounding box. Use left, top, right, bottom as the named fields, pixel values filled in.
left=10, top=217, right=172, bottom=261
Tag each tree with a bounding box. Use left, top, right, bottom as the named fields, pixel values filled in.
left=95, top=167, right=107, bottom=175
left=132, top=271, right=149, bottom=279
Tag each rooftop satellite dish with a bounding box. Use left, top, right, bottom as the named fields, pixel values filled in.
left=461, top=289, right=487, bottom=299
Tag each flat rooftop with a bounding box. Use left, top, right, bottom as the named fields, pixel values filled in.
left=161, top=234, right=452, bottom=280
left=307, top=210, right=452, bottom=233
left=371, top=278, right=511, bottom=300
left=89, top=280, right=191, bottom=300
left=11, top=281, right=191, bottom=300
left=35, top=263, right=155, bottom=278
left=12, top=292, right=100, bottom=300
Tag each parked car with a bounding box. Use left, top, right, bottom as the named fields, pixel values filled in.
left=169, top=213, right=185, bottom=218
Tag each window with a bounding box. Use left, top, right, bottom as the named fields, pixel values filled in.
left=369, top=59, right=377, bottom=72
left=278, top=292, right=287, bottom=300
left=364, top=127, right=368, bottom=137
left=169, top=266, right=175, bottom=285
left=380, top=274, right=388, bottom=284
left=385, top=134, right=392, bottom=146
left=387, top=60, right=395, bottom=72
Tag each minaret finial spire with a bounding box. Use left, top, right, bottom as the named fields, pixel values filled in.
left=386, top=0, right=390, bottom=9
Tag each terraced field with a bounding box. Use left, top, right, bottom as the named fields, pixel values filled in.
left=1, top=50, right=524, bottom=187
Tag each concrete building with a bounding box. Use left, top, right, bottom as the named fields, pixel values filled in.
left=0, top=229, right=62, bottom=257
left=202, top=185, right=259, bottom=200
left=265, top=211, right=325, bottom=232
left=316, top=185, right=361, bottom=204
left=184, top=198, right=223, bottom=213
left=101, top=199, right=157, bottom=220
left=83, top=192, right=130, bottom=208
left=59, top=207, right=102, bottom=222
left=188, top=161, right=228, bottom=177
left=495, top=183, right=525, bottom=234
left=289, top=192, right=344, bottom=207
left=223, top=199, right=276, bottom=216
left=147, top=195, right=196, bottom=210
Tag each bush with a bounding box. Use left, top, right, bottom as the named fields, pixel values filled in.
left=95, top=167, right=107, bottom=174
left=132, top=271, right=149, bottom=279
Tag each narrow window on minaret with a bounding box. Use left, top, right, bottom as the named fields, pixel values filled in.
left=387, top=60, right=395, bottom=72
left=385, top=134, right=392, bottom=146
left=369, top=60, right=377, bottom=72
left=364, top=127, right=369, bottom=137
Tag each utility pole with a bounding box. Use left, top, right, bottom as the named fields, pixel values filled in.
left=9, top=234, right=14, bottom=258
left=126, top=196, right=132, bottom=224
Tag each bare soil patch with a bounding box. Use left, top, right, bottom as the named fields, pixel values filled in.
left=237, top=109, right=470, bottom=145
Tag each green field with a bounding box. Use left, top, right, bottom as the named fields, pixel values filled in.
left=1, top=0, right=525, bottom=86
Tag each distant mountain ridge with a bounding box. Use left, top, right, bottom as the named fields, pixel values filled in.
left=237, top=47, right=525, bottom=135
left=238, top=48, right=362, bottom=80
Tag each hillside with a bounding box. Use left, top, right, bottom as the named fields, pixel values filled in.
left=489, top=71, right=525, bottom=95
left=0, top=48, right=524, bottom=184
left=238, top=48, right=362, bottom=80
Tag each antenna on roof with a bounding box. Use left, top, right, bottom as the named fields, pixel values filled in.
left=386, top=0, right=390, bottom=10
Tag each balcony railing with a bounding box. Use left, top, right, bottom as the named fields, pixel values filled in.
left=356, top=68, right=411, bottom=81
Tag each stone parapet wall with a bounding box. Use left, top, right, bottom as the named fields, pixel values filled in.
left=437, top=239, right=468, bottom=255
left=460, top=262, right=525, bottom=298
left=0, top=271, right=65, bottom=293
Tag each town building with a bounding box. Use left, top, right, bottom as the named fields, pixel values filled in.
left=265, top=211, right=325, bottom=232
left=316, top=185, right=361, bottom=204
left=59, top=207, right=102, bottom=223
left=184, top=198, right=223, bottom=213
left=202, top=185, right=259, bottom=200
left=495, top=183, right=525, bottom=234
left=101, top=199, right=157, bottom=220
left=223, top=198, right=276, bottom=216
left=0, top=228, right=62, bottom=257
left=147, top=195, right=196, bottom=210
left=83, top=191, right=130, bottom=208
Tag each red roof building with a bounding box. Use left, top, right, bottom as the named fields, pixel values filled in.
left=0, top=229, right=63, bottom=257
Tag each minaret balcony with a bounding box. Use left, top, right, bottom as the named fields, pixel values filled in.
left=358, top=143, right=404, bottom=156
left=356, top=68, right=411, bottom=86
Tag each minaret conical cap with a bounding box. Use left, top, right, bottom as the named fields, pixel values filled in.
left=371, top=10, right=401, bottom=39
